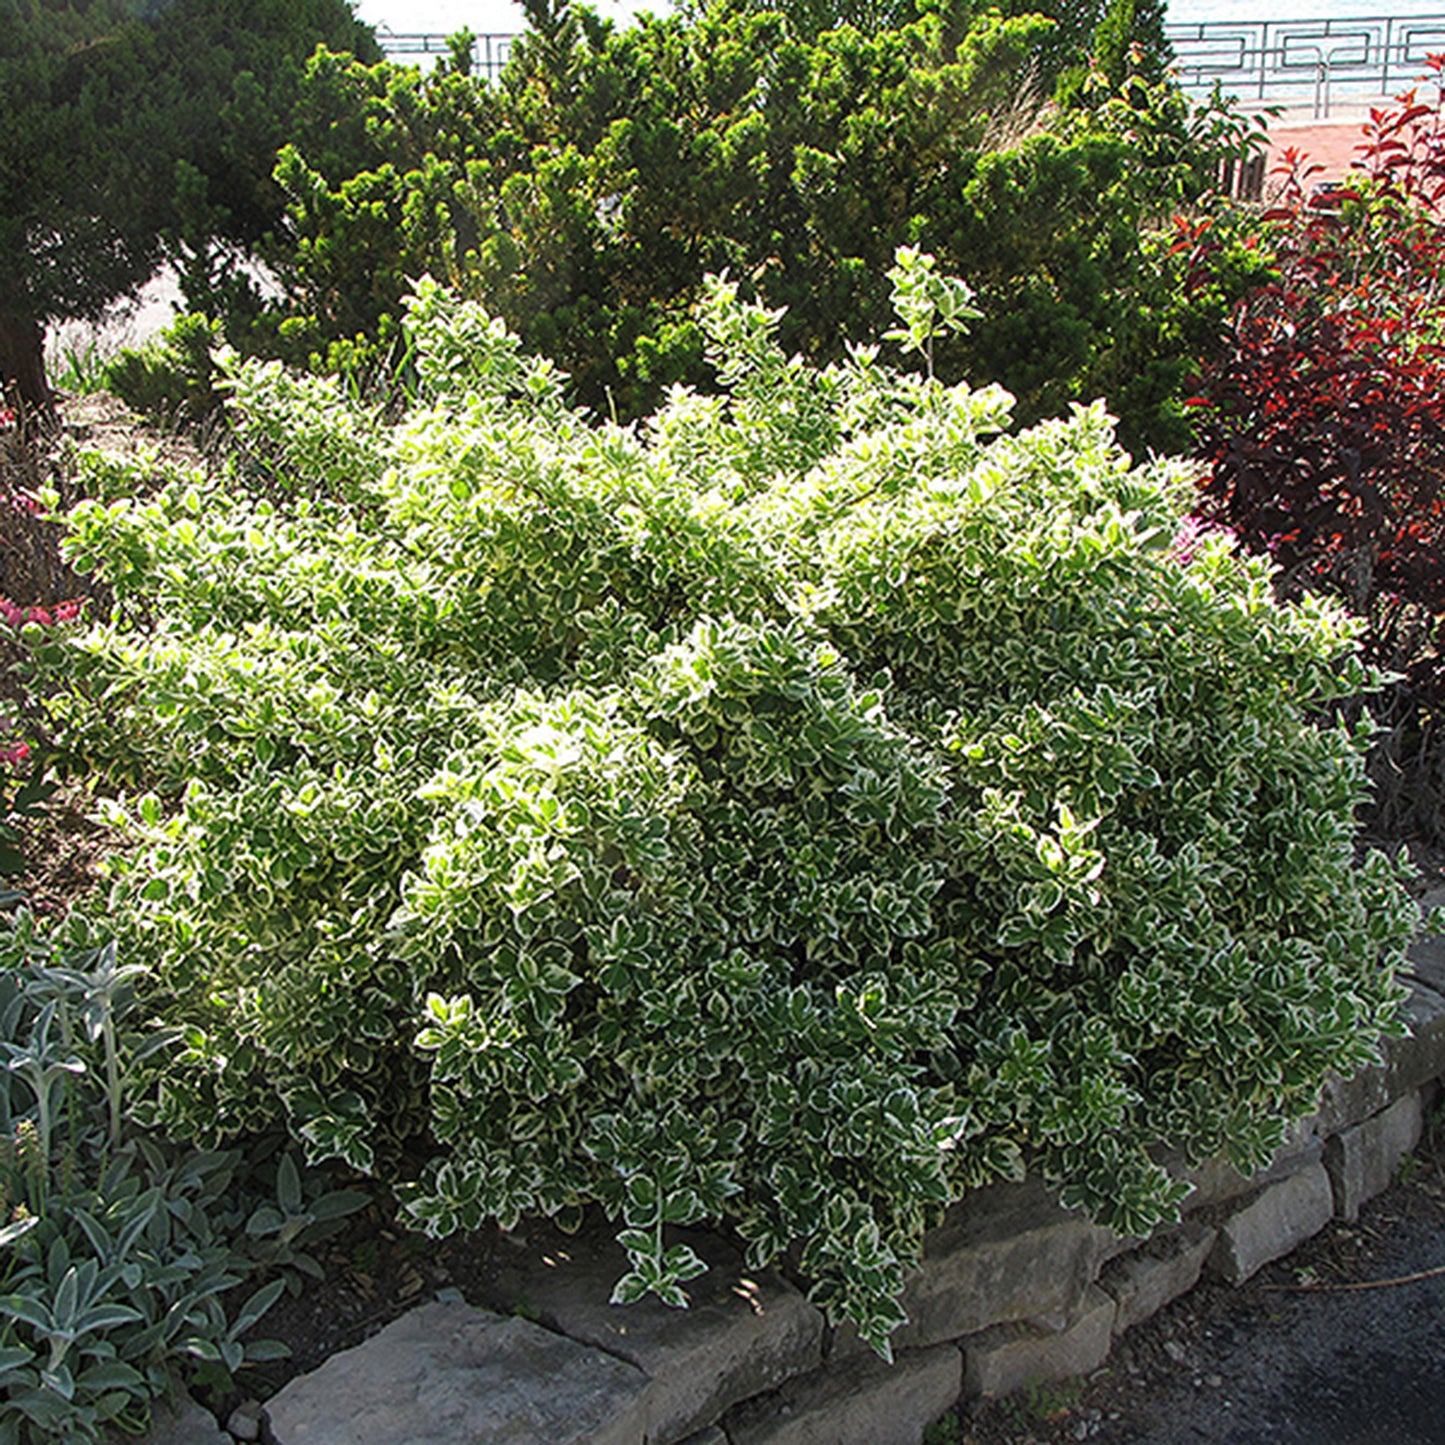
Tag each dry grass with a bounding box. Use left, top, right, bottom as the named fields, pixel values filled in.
left=978, top=65, right=1052, bottom=154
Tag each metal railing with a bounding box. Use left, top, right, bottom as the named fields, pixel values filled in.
left=372, top=28, right=517, bottom=80
left=1164, top=13, right=1445, bottom=118
left=373, top=16, right=1445, bottom=115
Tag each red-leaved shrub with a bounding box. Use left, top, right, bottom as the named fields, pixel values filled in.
left=1189, top=59, right=1445, bottom=835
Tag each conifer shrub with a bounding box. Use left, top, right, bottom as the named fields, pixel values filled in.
left=38, top=259, right=1412, bottom=1353
left=235, top=1, right=1254, bottom=455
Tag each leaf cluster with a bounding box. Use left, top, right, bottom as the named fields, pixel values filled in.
left=0, top=914, right=323, bottom=1442
left=214, top=0, right=1244, bottom=455
left=1189, top=64, right=1445, bottom=829
left=0, top=0, right=377, bottom=334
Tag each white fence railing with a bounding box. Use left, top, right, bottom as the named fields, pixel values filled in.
left=372, top=16, right=1445, bottom=118
left=372, top=29, right=516, bottom=79
left=1164, top=13, right=1445, bottom=117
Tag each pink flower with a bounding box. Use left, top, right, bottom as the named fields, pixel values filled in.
left=25, top=607, right=51, bottom=628
left=54, top=600, right=81, bottom=623
left=1170, top=516, right=1232, bottom=566
left=0, top=741, right=30, bottom=769
left=0, top=598, right=22, bottom=628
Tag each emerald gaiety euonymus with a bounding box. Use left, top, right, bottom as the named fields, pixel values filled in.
left=44, top=252, right=1412, bottom=1356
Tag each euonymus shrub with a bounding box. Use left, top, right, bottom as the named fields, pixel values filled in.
left=44, top=257, right=1412, bottom=1353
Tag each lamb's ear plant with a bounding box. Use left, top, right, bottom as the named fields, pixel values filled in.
left=31, top=941, right=173, bottom=1155
left=0, top=999, right=85, bottom=1215
left=240, top=1145, right=371, bottom=1289
left=0, top=915, right=297, bottom=1443
left=38, top=258, right=1415, bottom=1356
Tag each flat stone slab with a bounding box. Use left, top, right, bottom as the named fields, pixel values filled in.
left=264, top=1300, right=649, bottom=1445
left=1404, top=928, right=1445, bottom=1000
left=1101, top=1222, right=1217, bottom=1335
left=1172, top=1117, right=1322, bottom=1215
left=724, top=1343, right=962, bottom=1445
left=481, top=1223, right=822, bottom=1441
left=961, top=1285, right=1115, bottom=1399
left=839, top=1177, right=1114, bottom=1354
left=1207, top=1161, right=1334, bottom=1285
left=1325, top=1090, right=1424, bottom=1221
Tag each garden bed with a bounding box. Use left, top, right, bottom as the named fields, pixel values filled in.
left=0, top=271, right=1425, bottom=1441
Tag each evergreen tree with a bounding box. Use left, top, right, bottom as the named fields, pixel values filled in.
left=0, top=0, right=378, bottom=417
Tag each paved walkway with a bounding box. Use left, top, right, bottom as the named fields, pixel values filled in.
left=1263, top=108, right=1380, bottom=189
left=1256, top=85, right=1436, bottom=191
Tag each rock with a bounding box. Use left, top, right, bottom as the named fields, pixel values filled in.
left=264, top=1300, right=650, bottom=1445
left=138, top=1391, right=229, bottom=1445
left=724, top=1343, right=962, bottom=1445
left=1314, top=1062, right=1395, bottom=1139
left=1411, top=885, right=1445, bottom=954
left=226, top=1400, right=263, bottom=1441
left=1382, top=978, right=1445, bottom=1095
left=1324, top=1090, right=1424, bottom=1221
left=680, top=1430, right=729, bottom=1445
left=1207, top=1162, right=1334, bottom=1285
left=960, top=1286, right=1116, bottom=1399
left=1314, top=978, right=1445, bottom=1135
left=1100, top=1223, right=1217, bottom=1335
left=832, top=1177, right=1114, bottom=1355
left=481, top=1223, right=822, bottom=1442
left=1171, top=1118, right=1321, bottom=1214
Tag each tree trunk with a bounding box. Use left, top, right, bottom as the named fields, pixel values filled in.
left=0, top=311, right=54, bottom=424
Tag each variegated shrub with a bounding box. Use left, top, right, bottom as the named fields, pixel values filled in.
left=41, top=257, right=1412, bottom=1353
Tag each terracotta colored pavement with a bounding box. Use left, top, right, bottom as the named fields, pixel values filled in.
left=1256, top=92, right=1412, bottom=192
left=1265, top=112, right=1375, bottom=187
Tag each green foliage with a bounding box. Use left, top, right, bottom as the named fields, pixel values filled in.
left=884, top=246, right=981, bottom=380
left=1189, top=70, right=1445, bottom=840
left=46, top=338, right=114, bottom=399
left=1000, top=1377, right=1085, bottom=1431
left=717, top=0, right=924, bottom=44
left=1, top=600, right=76, bottom=880
left=237, top=0, right=1252, bottom=453
left=37, top=272, right=1413, bottom=1355
left=1058, top=0, right=1170, bottom=98
left=240, top=1148, right=371, bottom=1289
left=0, top=761, right=53, bottom=881
left=104, top=314, right=223, bottom=426
left=0, top=0, right=378, bottom=410
left=0, top=916, right=296, bottom=1442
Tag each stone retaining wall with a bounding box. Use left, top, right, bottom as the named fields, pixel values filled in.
left=155, top=904, right=1445, bottom=1445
